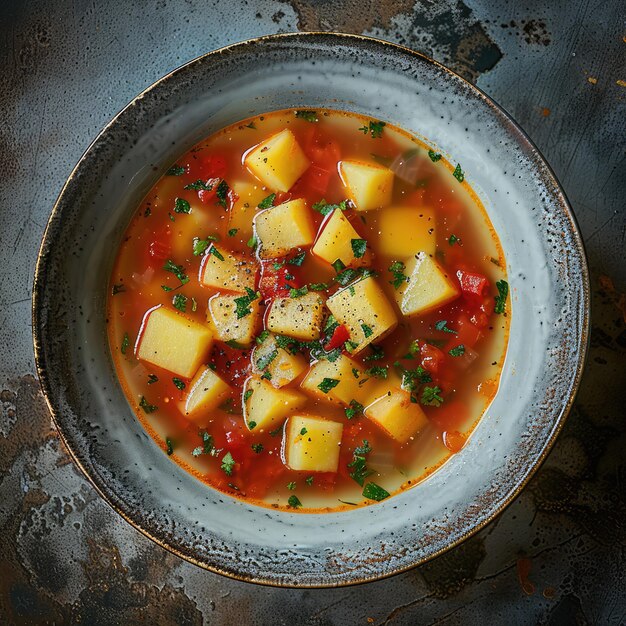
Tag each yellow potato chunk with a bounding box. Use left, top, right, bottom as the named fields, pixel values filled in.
left=227, top=180, right=269, bottom=241
left=300, top=355, right=373, bottom=405
left=395, top=252, right=460, bottom=316
left=311, top=209, right=369, bottom=268
left=244, top=128, right=310, bottom=192
left=243, top=376, right=307, bottom=431
left=200, top=244, right=257, bottom=293
left=266, top=292, right=324, bottom=341
left=283, top=415, right=343, bottom=473
left=183, top=365, right=231, bottom=424
left=254, top=198, right=315, bottom=259
left=207, top=293, right=260, bottom=346
left=136, top=306, right=213, bottom=378
left=252, top=333, right=308, bottom=388
left=339, top=160, right=393, bottom=211
left=376, top=206, right=436, bottom=257
left=326, top=276, right=397, bottom=354
left=365, top=388, right=428, bottom=443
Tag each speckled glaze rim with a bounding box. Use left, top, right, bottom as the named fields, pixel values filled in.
left=32, top=32, right=590, bottom=587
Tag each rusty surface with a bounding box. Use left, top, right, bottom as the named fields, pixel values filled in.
left=1, top=0, right=625, bottom=623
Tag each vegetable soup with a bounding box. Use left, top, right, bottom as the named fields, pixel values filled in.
left=107, top=108, right=509, bottom=512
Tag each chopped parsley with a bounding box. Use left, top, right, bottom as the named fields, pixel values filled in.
left=228, top=228, right=238, bottom=237
left=312, top=199, right=348, bottom=217
left=345, top=399, right=364, bottom=419
left=305, top=476, right=314, bottom=486
left=192, top=235, right=218, bottom=255
left=112, top=283, right=125, bottom=295
left=421, top=386, right=444, bottom=407
left=318, top=377, right=340, bottom=394
left=287, top=481, right=297, bottom=490
left=494, top=279, right=509, bottom=314
left=251, top=443, right=263, bottom=453
left=139, top=396, right=157, bottom=414
left=289, top=285, right=309, bottom=298
left=260, top=371, right=272, bottom=381
left=351, top=238, right=367, bottom=258
left=166, top=437, right=174, bottom=455
left=221, top=452, right=236, bottom=476
left=248, top=420, right=257, bottom=430
left=288, top=250, right=306, bottom=266
left=448, top=234, right=460, bottom=245
left=300, top=427, right=308, bottom=436
left=234, top=287, right=259, bottom=319
left=361, top=323, right=373, bottom=338
left=258, top=193, right=276, bottom=209
left=453, top=163, right=465, bottom=182
left=161, top=285, right=173, bottom=292
left=147, top=374, right=158, bottom=384
left=332, top=258, right=346, bottom=273
left=362, top=482, right=390, bottom=501
left=365, top=365, right=388, bottom=379
left=256, top=348, right=278, bottom=371
left=308, top=282, right=329, bottom=291
left=121, top=332, right=130, bottom=355
left=395, top=362, right=432, bottom=394
left=363, top=345, right=384, bottom=361
left=225, top=340, right=247, bottom=350
left=166, top=165, right=185, bottom=176
left=287, top=495, right=302, bottom=509
left=172, top=377, right=186, bottom=390
left=247, top=235, right=258, bottom=250
left=215, top=180, right=229, bottom=207
left=449, top=344, right=466, bottom=357
left=243, top=389, right=254, bottom=403
left=163, top=259, right=189, bottom=285
left=256, top=330, right=270, bottom=345
left=184, top=179, right=213, bottom=191
left=348, top=440, right=375, bottom=486
left=207, top=245, right=225, bottom=261
left=295, top=110, right=318, bottom=122
left=174, top=197, right=191, bottom=214
left=172, top=293, right=187, bottom=312
left=388, top=260, right=408, bottom=289
left=358, top=120, right=386, bottom=138
left=434, top=320, right=457, bottom=334
left=191, top=431, right=215, bottom=457
left=428, top=150, right=442, bottom=162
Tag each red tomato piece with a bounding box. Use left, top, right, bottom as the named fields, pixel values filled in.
left=294, top=164, right=333, bottom=196
left=324, top=324, right=350, bottom=351
left=210, top=346, right=251, bottom=388
left=259, top=261, right=301, bottom=301
left=420, top=342, right=446, bottom=375
left=452, top=313, right=482, bottom=349
left=456, top=269, right=490, bottom=306
left=273, top=191, right=292, bottom=205
left=188, top=153, right=228, bottom=181
left=302, top=125, right=341, bottom=165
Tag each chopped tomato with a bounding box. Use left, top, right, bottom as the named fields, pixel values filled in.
left=293, top=164, right=333, bottom=196
left=429, top=400, right=469, bottom=433
left=273, top=191, right=292, bottom=205
left=443, top=430, right=467, bottom=453
left=451, top=312, right=482, bottom=349
left=456, top=269, right=490, bottom=305
left=187, top=153, right=228, bottom=181
left=420, top=342, right=446, bottom=375
left=324, top=324, right=350, bottom=351
left=302, top=125, right=341, bottom=165
left=143, top=223, right=172, bottom=266
left=197, top=177, right=221, bottom=204
left=259, top=261, right=301, bottom=301
left=210, top=346, right=251, bottom=388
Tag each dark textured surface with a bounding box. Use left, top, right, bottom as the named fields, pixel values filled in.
left=0, top=0, right=624, bottom=623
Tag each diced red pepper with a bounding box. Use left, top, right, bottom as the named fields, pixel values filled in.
left=324, top=324, right=350, bottom=351
left=456, top=269, right=490, bottom=305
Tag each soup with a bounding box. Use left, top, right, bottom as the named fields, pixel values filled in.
left=107, top=108, right=509, bottom=512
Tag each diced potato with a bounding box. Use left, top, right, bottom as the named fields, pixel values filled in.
left=136, top=306, right=213, bottom=378
left=244, top=128, right=310, bottom=192
left=266, top=292, right=324, bottom=341
left=243, top=376, right=307, bottom=431
left=227, top=180, right=269, bottom=241
left=365, top=388, right=428, bottom=443
left=254, top=198, right=315, bottom=259
left=339, top=160, right=393, bottom=211
left=207, top=293, right=260, bottom=346
left=395, top=252, right=459, bottom=316
left=283, top=415, right=343, bottom=473
left=183, top=365, right=231, bottom=423
left=376, top=206, right=436, bottom=257
left=326, top=276, right=397, bottom=354
left=300, top=355, right=373, bottom=405
left=199, top=244, right=257, bottom=293
left=252, top=333, right=308, bottom=388
left=311, top=209, right=370, bottom=268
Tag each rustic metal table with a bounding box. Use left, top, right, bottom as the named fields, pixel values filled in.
left=1, top=1, right=625, bottom=624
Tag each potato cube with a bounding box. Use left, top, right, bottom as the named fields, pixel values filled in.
left=136, top=306, right=213, bottom=378
left=183, top=365, right=231, bottom=423
left=376, top=206, right=436, bottom=257
left=283, top=416, right=343, bottom=473
left=227, top=179, right=269, bottom=242
left=207, top=293, right=260, bottom=346
left=252, top=333, right=308, bottom=388
left=266, top=292, right=324, bottom=341
left=339, top=160, right=393, bottom=211
left=243, top=376, right=307, bottom=431
left=300, top=355, right=373, bottom=405
left=395, top=252, right=459, bottom=316
left=199, top=244, right=257, bottom=293
left=365, top=388, right=428, bottom=443
left=254, top=198, right=315, bottom=259
left=326, top=276, right=397, bottom=354
left=244, top=128, right=310, bottom=192
left=311, top=209, right=370, bottom=268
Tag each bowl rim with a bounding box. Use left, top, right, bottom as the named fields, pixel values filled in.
left=32, top=31, right=590, bottom=587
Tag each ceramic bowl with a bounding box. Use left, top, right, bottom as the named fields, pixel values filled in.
left=32, top=33, right=589, bottom=587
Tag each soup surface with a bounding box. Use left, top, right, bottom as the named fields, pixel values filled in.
left=107, top=108, right=509, bottom=512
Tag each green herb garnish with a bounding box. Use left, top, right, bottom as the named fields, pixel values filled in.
left=351, top=238, right=367, bottom=259
left=428, top=150, right=442, bottom=162
left=435, top=320, right=457, bottom=334
left=295, top=110, right=318, bottom=122
left=147, top=374, right=158, bottom=384
left=258, top=193, right=276, bottom=210
left=288, top=251, right=306, bottom=266
left=172, top=293, right=187, bottom=312
left=289, top=285, right=309, bottom=298
left=172, top=377, right=186, bottom=390
left=166, top=165, right=185, bottom=176
left=365, top=365, right=388, bottom=379
left=453, top=163, right=464, bottom=182
left=174, top=197, right=191, bottom=214
left=448, top=234, right=460, bottom=245
left=312, top=199, right=348, bottom=217
left=243, top=389, right=254, bottom=403
left=287, top=481, right=297, bottom=490
left=121, top=332, right=130, bottom=355
left=345, top=399, right=364, bottom=419
left=228, top=228, right=238, bottom=237
left=215, top=180, right=229, bottom=207
left=361, top=323, right=373, bottom=338
left=348, top=440, right=374, bottom=486
left=139, top=396, right=157, bottom=414
left=163, top=259, right=189, bottom=285
left=256, top=348, right=278, bottom=371
left=317, top=378, right=340, bottom=394
left=221, top=452, right=236, bottom=476
left=449, top=345, right=466, bottom=357
left=166, top=437, right=174, bottom=455
left=287, top=495, right=302, bottom=509
left=252, top=443, right=263, bottom=453
left=494, top=279, right=509, bottom=314
left=388, top=260, right=407, bottom=289
left=421, top=386, right=444, bottom=407
left=358, top=120, right=386, bottom=138
left=362, top=482, right=390, bottom=501
left=234, top=287, right=259, bottom=319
